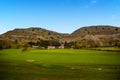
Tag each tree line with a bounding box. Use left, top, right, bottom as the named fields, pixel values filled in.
left=0, top=39, right=120, bottom=50
left=0, top=39, right=61, bottom=49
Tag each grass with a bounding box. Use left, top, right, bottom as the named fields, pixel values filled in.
left=0, top=49, right=120, bottom=80
left=91, top=46, right=120, bottom=52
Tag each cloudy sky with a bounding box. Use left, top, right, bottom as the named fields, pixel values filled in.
left=0, top=0, right=120, bottom=34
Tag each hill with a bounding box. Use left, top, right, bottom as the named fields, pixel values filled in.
left=71, top=25, right=120, bottom=38
left=69, top=25, right=120, bottom=47
left=0, top=27, right=69, bottom=43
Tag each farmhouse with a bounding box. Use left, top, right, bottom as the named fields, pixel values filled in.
left=47, top=46, right=55, bottom=49
left=32, top=45, right=39, bottom=48
left=59, top=45, right=64, bottom=49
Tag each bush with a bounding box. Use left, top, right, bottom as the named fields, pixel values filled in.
left=117, top=42, right=120, bottom=48
left=22, top=43, right=30, bottom=52
left=22, top=47, right=28, bottom=52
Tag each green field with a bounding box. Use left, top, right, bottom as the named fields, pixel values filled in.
left=0, top=49, right=120, bottom=80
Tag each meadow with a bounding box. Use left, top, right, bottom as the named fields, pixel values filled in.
left=0, top=49, right=120, bottom=80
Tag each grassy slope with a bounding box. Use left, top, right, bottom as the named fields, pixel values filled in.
left=0, top=49, right=120, bottom=80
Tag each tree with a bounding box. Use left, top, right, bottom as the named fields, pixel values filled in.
left=50, top=40, right=61, bottom=48
left=28, top=41, right=36, bottom=47
left=36, top=40, right=49, bottom=48
left=14, top=39, right=18, bottom=44
left=117, top=42, right=120, bottom=48
left=0, top=40, right=3, bottom=49
left=0, top=39, right=12, bottom=49
left=22, top=43, right=30, bottom=52
left=64, top=41, right=75, bottom=48
left=74, top=41, right=82, bottom=49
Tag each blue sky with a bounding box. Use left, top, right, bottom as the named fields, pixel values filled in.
left=0, top=0, right=120, bottom=34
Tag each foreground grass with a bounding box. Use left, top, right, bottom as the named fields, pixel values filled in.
left=0, top=49, right=120, bottom=80
left=91, top=47, right=120, bottom=52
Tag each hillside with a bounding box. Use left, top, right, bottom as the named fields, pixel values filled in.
left=69, top=25, right=120, bottom=47
left=0, top=25, right=120, bottom=47
left=0, top=27, right=69, bottom=42
left=71, top=25, right=120, bottom=38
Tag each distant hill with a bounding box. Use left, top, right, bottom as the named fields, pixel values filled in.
left=71, top=25, right=120, bottom=38
left=0, top=27, right=69, bottom=42
left=0, top=25, right=120, bottom=47
left=69, top=25, right=120, bottom=47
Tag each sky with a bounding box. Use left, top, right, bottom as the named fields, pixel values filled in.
left=0, top=0, right=120, bottom=34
